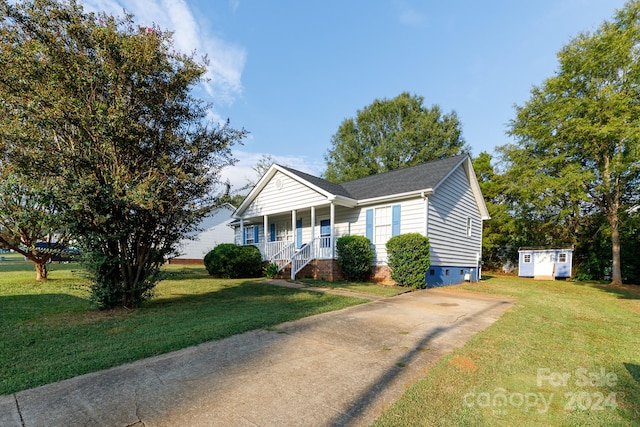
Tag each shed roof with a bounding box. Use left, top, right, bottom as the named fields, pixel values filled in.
left=518, top=247, right=574, bottom=252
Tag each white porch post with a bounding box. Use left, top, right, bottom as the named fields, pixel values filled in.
left=291, top=209, right=297, bottom=280
left=263, top=215, right=269, bottom=243
left=239, top=219, right=244, bottom=245
left=311, top=207, right=316, bottom=241
left=330, top=202, right=335, bottom=258
left=291, top=209, right=297, bottom=247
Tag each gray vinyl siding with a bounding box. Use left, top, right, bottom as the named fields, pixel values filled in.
left=175, top=206, right=235, bottom=259
left=427, top=166, right=482, bottom=267
left=333, top=198, right=426, bottom=265
left=243, top=171, right=328, bottom=217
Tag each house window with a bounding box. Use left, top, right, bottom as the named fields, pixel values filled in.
left=375, top=206, right=391, bottom=244
left=558, top=253, right=567, bottom=263
left=466, top=217, right=472, bottom=237
left=366, top=205, right=400, bottom=243
left=445, top=269, right=450, bottom=276
left=244, top=225, right=255, bottom=244
left=523, top=254, right=532, bottom=263
left=429, top=269, right=435, bottom=276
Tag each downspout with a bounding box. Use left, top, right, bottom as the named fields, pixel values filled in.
left=422, top=191, right=429, bottom=236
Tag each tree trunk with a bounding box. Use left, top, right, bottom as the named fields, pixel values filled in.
left=35, top=262, right=48, bottom=281
left=610, top=217, right=622, bottom=285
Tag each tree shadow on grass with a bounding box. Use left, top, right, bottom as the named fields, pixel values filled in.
left=624, top=363, right=640, bottom=384
left=618, top=363, right=640, bottom=420
left=589, top=283, right=640, bottom=300
left=327, top=298, right=513, bottom=426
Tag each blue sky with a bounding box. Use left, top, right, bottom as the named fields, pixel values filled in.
left=82, top=0, right=628, bottom=189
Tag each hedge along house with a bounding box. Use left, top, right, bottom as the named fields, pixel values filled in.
left=518, top=247, right=574, bottom=280
left=231, top=154, right=490, bottom=286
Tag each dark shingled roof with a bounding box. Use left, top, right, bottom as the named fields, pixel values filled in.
left=279, top=166, right=354, bottom=198
left=280, top=154, right=467, bottom=200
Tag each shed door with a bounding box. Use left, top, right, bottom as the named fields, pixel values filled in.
left=534, top=252, right=554, bottom=277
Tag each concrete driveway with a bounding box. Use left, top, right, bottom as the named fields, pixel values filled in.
left=1, top=285, right=514, bottom=427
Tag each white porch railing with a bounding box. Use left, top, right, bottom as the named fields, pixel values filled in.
left=252, top=237, right=334, bottom=279
left=313, top=236, right=333, bottom=260
left=256, top=241, right=292, bottom=261
left=291, top=243, right=313, bottom=279
left=270, top=241, right=296, bottom=272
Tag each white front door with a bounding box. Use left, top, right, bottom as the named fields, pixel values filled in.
left=534, top=252, right=554, bottom=277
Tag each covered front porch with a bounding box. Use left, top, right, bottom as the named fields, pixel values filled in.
left=235, top=204, right=340, bottom=280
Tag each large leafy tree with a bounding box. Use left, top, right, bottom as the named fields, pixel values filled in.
left=473, top=152, right=519, bottom=271
left=324, top=92, right=470, bottom=182
left=503, top=0, right=640, bottom=285
left=0, top=0, right=245, bottom=306
left=0, top=169, right=72, bottom=281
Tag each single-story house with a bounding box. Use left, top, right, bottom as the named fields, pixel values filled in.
left=169, top=203, right=236, bottom=264
left=518, top=247, right=573, bottom=280
left=231, top=154, right=490, bottom=287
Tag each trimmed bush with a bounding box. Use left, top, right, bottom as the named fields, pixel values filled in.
left=386, top=233, right=430, bottom=288
left=263, top=262, right=279, bottom=279
left=204, top=244, right=263, bottom=278
left=336, top=235, right=373, bottom=281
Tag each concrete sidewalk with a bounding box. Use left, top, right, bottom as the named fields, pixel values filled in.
left=1, top=286, right=514, bottom=427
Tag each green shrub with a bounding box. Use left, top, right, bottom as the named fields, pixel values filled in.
left=263, top=262, right=279, bottom=279
left=204, top=244, right=263, bottom=278
left=336, top=235, right=373, bottom=281
left=386, top=233, right=430, bottom=288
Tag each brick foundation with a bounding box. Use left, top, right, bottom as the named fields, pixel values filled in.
left=168, top=258, right=204, bottom=265
left=296, top=259, right=345, bottom=282
left=279, top=259, right=395, bottom=284
left=370, top=265, right=395, bottom=285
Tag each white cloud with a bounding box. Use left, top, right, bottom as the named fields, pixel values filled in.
left=229, top=0, right=240, bottom=14
left=80, top=0, right=246, bottom=107
left=395, top=1, right=425, bottom=28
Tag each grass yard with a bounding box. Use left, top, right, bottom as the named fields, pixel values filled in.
left=374, top=276, right=640, bottom=426
left=297, top=278, right=407, bottom=297
left=0, top=261, right=366, bottom=395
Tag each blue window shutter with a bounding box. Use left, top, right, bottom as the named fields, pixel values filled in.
left=296, top=219, right=303, bottom=248
left=242, top=227, right=247, bottom=244
left=392, top=205, right=401, bottom=237
left=270, top=224, right=276, bottom=242
left=365, top=209, right=373, bottom=241
left=254, top=226, right=260, bottom=243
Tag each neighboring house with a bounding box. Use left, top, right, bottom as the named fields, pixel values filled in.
left=518, top=247, right=573, bottom=280
left=231, top=154, right=490, bottom=287
left=170, top=203, right=236, bottom=264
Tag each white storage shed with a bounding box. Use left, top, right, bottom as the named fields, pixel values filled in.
left=518, top=247, right=573, bottom=280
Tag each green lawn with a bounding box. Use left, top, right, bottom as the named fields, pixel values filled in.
left=297, top=278, right=407, bottom=297
left=374, top=276, right=640, bottom=426
left=3, top=259, right=639, bottom=426
left=0, top=261, right=366, bottom=395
